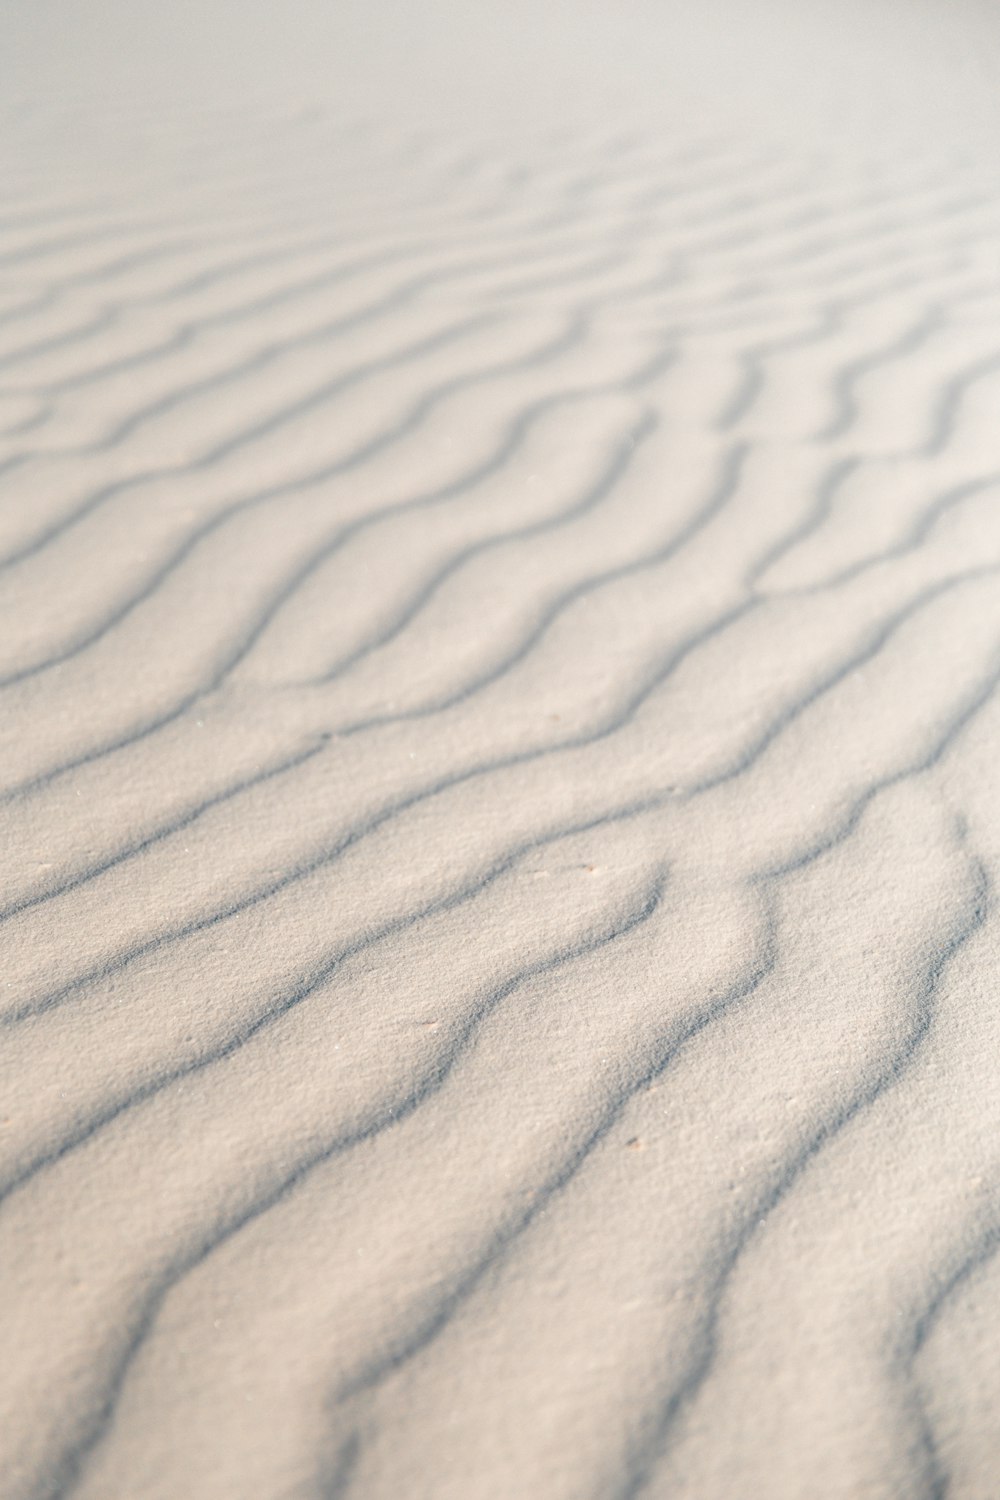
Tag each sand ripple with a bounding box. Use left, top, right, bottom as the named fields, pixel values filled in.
left=3, top=4, right=1000, bottom=1495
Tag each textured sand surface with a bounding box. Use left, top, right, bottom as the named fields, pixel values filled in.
left=3, top=2, right=1000, bottom=1496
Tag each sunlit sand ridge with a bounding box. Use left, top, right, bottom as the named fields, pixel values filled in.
left=2, top=2, right=1000, bottom=1496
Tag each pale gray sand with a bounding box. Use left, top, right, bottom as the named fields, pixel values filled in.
left=3, top=3, right=1000, bottom=1497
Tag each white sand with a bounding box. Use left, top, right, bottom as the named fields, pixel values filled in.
left=2, top=2, right=1000, bottom=1496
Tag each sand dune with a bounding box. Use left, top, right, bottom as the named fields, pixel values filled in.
left=2, top=2, right=1000, bottom=1496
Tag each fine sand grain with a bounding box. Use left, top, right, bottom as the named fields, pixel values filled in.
left=2, top=2, right=1000, bottom=1496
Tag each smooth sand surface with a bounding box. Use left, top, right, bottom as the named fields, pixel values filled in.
left=3, top=2, right=1000, bottom=1496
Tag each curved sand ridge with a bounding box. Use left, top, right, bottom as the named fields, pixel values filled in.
left=3, top=34, right=1000, bottom=1500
